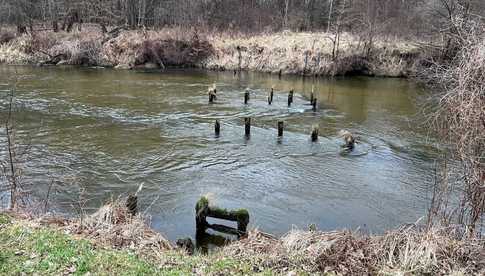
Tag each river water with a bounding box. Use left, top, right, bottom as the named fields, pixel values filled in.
left=0, top=65, right=439, bottom=241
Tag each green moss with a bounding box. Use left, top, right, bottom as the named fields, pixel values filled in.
left=195, top=196, right=209, bottom=212
left=234, top=209, right=250, bottom=224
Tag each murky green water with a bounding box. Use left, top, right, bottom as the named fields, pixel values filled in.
left=0, top=65, right=438, bottom=241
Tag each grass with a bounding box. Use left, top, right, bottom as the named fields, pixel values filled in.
left=0, top=213, right=276, bottom=275
left=1, top=197, right=484, bottom=276
left=205, top=30, right=421, bottom=77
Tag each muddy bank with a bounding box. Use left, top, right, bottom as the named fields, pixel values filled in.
left=0, top=27, right=422, bottom=77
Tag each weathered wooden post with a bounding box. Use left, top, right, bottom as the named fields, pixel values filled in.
left=215, top=120, right=220, bottom=136
left=312, top=98, right=317, bottom=111
left=339, top=130, right=356, bottom=150
left=126, top=194, right=137, bottom=216
left=196, top=197, right=209, bottom=232
left=208, top=84, right=217, bottom=103
left=268, top=87, right=274, bottom=105
left=209, top=90, right=216, bottom=103
left=310, top=86, right=315, bottom=104
left=277, top=121, right=284, bottom=137
left=244, top=117, right=251, bottom=137
left=311, top=125, right=319, bottom=142
left=244, top=89, right=250, bottom=104
left=195, top=196, right=250, bottom=236
left=288, top=90, right=294, bottom=107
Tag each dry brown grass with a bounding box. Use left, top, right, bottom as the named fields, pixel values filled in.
left=0, top=27, right=420, bottom=77
left=205, top=31, right=420, bottom=77
left=65, top=198, right=172, bottom=253
left=424, top=21, right=485, bottom=238
left=11, top=198, right=173, bottom=255
left=103, top=29, right=213, bottom=69
left=221, top=225, right=485, bottom=275
left=4, top=200, right=484, bottom=275
left=0, top=27, right=212, bottom=68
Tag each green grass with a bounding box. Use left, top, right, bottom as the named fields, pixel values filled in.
left=0, top=213, right=274, bottom=275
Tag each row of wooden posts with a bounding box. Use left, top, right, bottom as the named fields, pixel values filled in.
left=211, top=86, right=319, bottom=141
left=214, top=118, right=320, bottom=142
left=209, top=87, right=318, bottom=112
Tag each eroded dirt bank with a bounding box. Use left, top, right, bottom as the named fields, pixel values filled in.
left=0, top=27, right=422, bottom=77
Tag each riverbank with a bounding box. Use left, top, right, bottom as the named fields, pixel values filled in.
left=0, top=26, right=422, bottom=77
left=1, top=202, right=483, bottom=275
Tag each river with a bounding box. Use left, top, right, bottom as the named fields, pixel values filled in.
left=0, top=65, right=439, bottom=241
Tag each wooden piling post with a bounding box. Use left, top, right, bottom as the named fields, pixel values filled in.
left=126, top=194, right=137, bottom=216
left=244, top=117, right=251, bottom=137
left=312, top=98, right=317, bottom=111
left=215, top=120, right=220, bottom=136
left=278, top=121, right=284, bottom=137
left=310, top=85, right=315, bottom=103
left=311, top=125, right=319, bottom=142
left=195, top=196, right=250, bottom=235
left=288, top=90, right=294, bottom=107
left=209, top=91, right=216, bottom=103
left=196, top=197, right=210, bottom=232
left=244, top=89, right=250, bottom=104
left=268, top=87, right=274, bottom=105
left=208, top=84, right=217, bottom=103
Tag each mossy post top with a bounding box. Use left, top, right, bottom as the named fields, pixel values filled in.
left=195, top=196, right=249, bottom=235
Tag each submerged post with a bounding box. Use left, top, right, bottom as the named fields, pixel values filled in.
left=208, top=84, right=217, bottom=103
left=288, top=90, right=294, bottom=107
left=311, top=125, right=319, bottom=142
left=312, top=98, right=317, bottom=112
left=209, top=91, right=216, bottom=103
left=215, top=120, right=220, bottom=136
left=244, top=89, right=250, bottom=104
left=245, top=117, right=251, bottom=137
left=268, top=87, right=274, bottom=105
left=310, top=85, right=315, bottom=103
left=278, top=121, right=284, bottom=137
